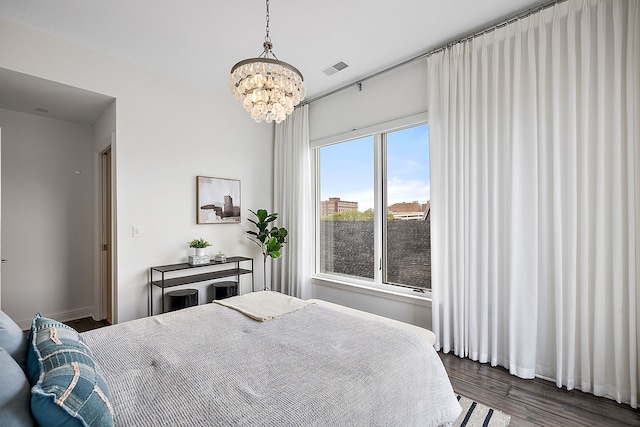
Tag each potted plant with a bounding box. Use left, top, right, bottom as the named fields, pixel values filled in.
left=246, top=209, right=288, bottom=291
left=188, top=238, right=212, bottom=257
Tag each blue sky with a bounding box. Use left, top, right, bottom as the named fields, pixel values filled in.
left=320, top=124, right=430, bottom=211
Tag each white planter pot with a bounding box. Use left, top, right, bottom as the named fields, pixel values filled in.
left=195, top=248, right=205, bottom=257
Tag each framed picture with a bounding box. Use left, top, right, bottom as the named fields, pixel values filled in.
left=196, top=176, right=241, bottom=224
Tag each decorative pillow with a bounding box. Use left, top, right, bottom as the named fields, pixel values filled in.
left=0, top=346, right=36, bottom=426
left=27, top=314, right=114, bottom=427
left=0, top=309, right=28, bottom=370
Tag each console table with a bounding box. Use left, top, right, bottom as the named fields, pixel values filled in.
left=149, top=256, right=253, bottom=315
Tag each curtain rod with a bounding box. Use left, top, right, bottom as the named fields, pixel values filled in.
left=302, top=0, right=566, bottom=106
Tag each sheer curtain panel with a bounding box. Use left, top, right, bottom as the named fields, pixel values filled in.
left=273, top=105, right=314, bottom=299
left=428, top=0, right=639, bottom=407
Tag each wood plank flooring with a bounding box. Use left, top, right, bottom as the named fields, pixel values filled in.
left=439, top=351, right=640, bottom=426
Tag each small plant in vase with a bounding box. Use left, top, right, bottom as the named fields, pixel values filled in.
left=188, top=238, right=212, bottom=257
left=246, top=209, right=288, bottom=291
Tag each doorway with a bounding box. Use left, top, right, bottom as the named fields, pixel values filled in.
left=0, top=69, right=116, bottom=327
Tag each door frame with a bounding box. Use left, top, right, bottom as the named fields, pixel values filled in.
left=94, top=133, right=116, bottom=323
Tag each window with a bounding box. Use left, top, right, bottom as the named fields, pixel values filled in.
left=316, top=121, right=430, bottom=291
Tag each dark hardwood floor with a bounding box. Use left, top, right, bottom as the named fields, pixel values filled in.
left=439, top=352, right=640, bottom=426
left=64, top=317, right=110, bottom=333
left=22, top=317, right=110, bottom=336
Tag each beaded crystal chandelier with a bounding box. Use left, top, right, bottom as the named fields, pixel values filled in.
left=228, top=0, right=306, bottom=124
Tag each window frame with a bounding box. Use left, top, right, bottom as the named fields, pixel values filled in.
left=312, top=113, right=430, bottom=298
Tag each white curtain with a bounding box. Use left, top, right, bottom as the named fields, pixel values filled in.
left=272, top=105, right=314, bottom=299
left=429, top=0, right=639, bottom=407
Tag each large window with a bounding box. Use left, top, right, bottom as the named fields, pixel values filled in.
left=317, top=122, right=430, bottom=291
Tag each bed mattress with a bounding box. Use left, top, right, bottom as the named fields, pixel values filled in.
left=81, top=294, right=461, bottom=426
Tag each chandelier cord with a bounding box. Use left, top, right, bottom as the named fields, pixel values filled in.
left=265, top=0, right=271, bottom=43
left=260, top=0, right=278, bottom=60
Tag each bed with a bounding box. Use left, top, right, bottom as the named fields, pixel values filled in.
left=3, top=291, right=462, bottom=427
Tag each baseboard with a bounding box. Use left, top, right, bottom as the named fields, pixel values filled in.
left=16, top=306, right=95, bottom=331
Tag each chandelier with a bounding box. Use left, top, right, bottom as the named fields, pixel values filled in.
left=228, top=0, right=306, bottom=124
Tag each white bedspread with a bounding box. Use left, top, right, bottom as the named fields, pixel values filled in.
left=214, top=291, right=310, bottom=321
left=82, top=294, right=461, bottom=427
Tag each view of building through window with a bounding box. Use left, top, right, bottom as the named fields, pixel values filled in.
left=319, top=136, right=375, bottom=280
left=318, top=123, right=431, bottom=290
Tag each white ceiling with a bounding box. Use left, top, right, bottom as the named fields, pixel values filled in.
left=0, top=68, right=115, bottom=124
left=0, top=0, right=545, bottom=124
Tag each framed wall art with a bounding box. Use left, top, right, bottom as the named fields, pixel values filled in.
left=196, top=176, right=241, bottom=224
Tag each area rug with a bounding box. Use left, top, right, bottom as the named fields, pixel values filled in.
left=452, top=395, right=511, bottom=427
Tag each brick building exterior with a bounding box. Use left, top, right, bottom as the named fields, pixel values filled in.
left=388, top=200, right=430, bottom=220
left=321, top=197, right=358, bottom=217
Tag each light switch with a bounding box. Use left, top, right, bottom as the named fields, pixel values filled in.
left=132, top=225, right=142, bottom=237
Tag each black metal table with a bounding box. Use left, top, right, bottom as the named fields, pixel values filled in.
left=149, top=256, right=253, bottom=316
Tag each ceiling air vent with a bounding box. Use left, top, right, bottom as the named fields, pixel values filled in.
left=323, top=61, right=349, bottom=76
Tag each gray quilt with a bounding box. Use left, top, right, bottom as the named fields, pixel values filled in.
left=82, top=302, right=461, bottom=427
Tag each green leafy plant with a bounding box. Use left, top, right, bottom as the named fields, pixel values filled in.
left=246, top=209, right=288, bottom=290
left=188, top=238, right=212, bottom=249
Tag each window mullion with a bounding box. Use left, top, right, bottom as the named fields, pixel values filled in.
left=373, top=133, right=384, bottom=285
left=313, top=148, right=320, bottom=275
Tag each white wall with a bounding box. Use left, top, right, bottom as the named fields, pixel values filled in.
left=312, top=279, right=432, bottom=327
left=0, top=108, right=95, bottom=327
left=308, top=57, right=433, bottom=330
left=0, top=18, right=273, bottom=323
left=94, top=101, right=116, bottom=153
left=309, top=57, right=428, bottom=141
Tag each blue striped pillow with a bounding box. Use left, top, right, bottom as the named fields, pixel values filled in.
left=27, top=314, right=114, bottom=427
